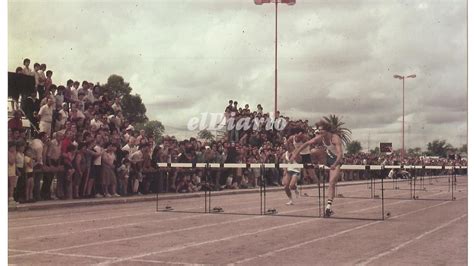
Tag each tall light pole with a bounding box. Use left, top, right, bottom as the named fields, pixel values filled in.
left=254, top=0, right=295, bottom=118
left=393, top=74, right=416, bottom=161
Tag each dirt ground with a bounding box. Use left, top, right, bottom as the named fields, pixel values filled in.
left=8, top=175, right=467, bottom=265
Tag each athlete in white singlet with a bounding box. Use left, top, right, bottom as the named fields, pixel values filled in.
left=289, top=130, right=317, bottom=185
left=282, top=150, right=300, bottom=205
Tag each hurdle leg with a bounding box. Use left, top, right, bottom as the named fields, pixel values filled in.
left=451, top=167, right=455, bottom=200
left=381, top=170, right=385, bottom=220
left=263, top=175, right=266, bottom=215
left=156, top=172, right=159, bottom=212
left=370, top=170, right=374, bottom=198
left=205, top=164, right=209, bottom=213
left=260, top=165, right=264, bottom=215
left=448, top=170, right=451, bottom=192
left=413, top=168, right=417, bottom=199
left=317, top=166, right=321, bottom=217
left=367, top=172, right=370, bottom=189
left=323, top=167, right=326, bottom=212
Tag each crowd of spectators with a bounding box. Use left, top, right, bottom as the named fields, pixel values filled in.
left=7, top=58, right=467, bottom=205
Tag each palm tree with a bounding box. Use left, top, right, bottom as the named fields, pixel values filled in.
left=198, top=129, right=215, bottom=142
left=322, top=114, right=352, bottom=146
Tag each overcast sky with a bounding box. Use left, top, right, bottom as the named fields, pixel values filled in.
left=8, top=0, right=467, bottom=150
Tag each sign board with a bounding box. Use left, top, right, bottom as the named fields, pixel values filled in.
left=380, top=143, right=393, bottom=153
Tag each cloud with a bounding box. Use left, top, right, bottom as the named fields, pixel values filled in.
left=8, top=0, right=467, bottom=148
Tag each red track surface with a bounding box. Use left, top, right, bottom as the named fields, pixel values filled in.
left=9, top=175, right=467, bottom=265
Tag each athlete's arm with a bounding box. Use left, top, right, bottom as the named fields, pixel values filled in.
left=290, top=135, right=322, bottom=161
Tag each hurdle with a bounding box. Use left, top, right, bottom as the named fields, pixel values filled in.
left=154, top=163, right=466, bottom=220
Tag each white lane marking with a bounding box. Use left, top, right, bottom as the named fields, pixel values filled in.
left=9, top=248, right=113, bottom=260
left=355, top=214, right=467, bottom=266
left=9, top=202, right=155, bottom=222
left=232, top=198, right=464, bottom=264
left=130, top=258, right=203, bottom=265
left=9, top=210, right=160, bottom=230
left=9, top=248, right=209, bottom=265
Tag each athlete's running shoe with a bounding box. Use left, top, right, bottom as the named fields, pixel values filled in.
left=324, top=208, right=334, bottom=218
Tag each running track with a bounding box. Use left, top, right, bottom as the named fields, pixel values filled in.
left=8, top=175, right=467, bottom=265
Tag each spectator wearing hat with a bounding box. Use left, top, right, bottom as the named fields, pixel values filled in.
left=123, top=125, right=134, bottom=143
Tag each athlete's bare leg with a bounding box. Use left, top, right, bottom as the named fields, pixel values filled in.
left=325, top=165, right=341, bottom=216
left=282, top=172, right=292, bottom=199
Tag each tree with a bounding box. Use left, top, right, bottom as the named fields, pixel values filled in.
left=426, top=139, right=452, bottom=157
left=102, top=75, right=148, bottom=124
left=322, top=114, right=352, bottom=146
left=369, top=147, right=380, bottom=155
left=407, top=147, right=422, bottom=156
left=198, top=129, right=215, bottom=141
left=121, top=94, right=148, bottom=124
left=135, top=120, right=165, bottom=143
left=459, top=144, right=467, bottom=154
left=102, top=74, right=132, bottom=98
left=346, top=140, right=362, bottom=155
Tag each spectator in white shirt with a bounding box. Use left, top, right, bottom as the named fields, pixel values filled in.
left=55, top=85, right=65, bottom=107
left=122, top=137, right=138, bottom=159
left=38, top=97, right=54, bottom=136
left=111, top=97, right=122, bottom=113
left=70, top=81, right=79, bottom=103
left=90, top=113, right=103, bottom=131
left=30, top=132, right=48, bottom=201
left=22, top=58, right=34, bottom=76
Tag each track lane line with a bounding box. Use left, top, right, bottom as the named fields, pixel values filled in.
left=8, top=198, right=368, bottom=259
left=232, top=197, right=465, bottom=264
left=355, top=213, right=467, bottom=265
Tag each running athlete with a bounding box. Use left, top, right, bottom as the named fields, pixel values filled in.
left=288, top=129, right=317, bottom=185
left=292, top=120, right=344, bottom=217
left=282, top=138, right=301, bottom=205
